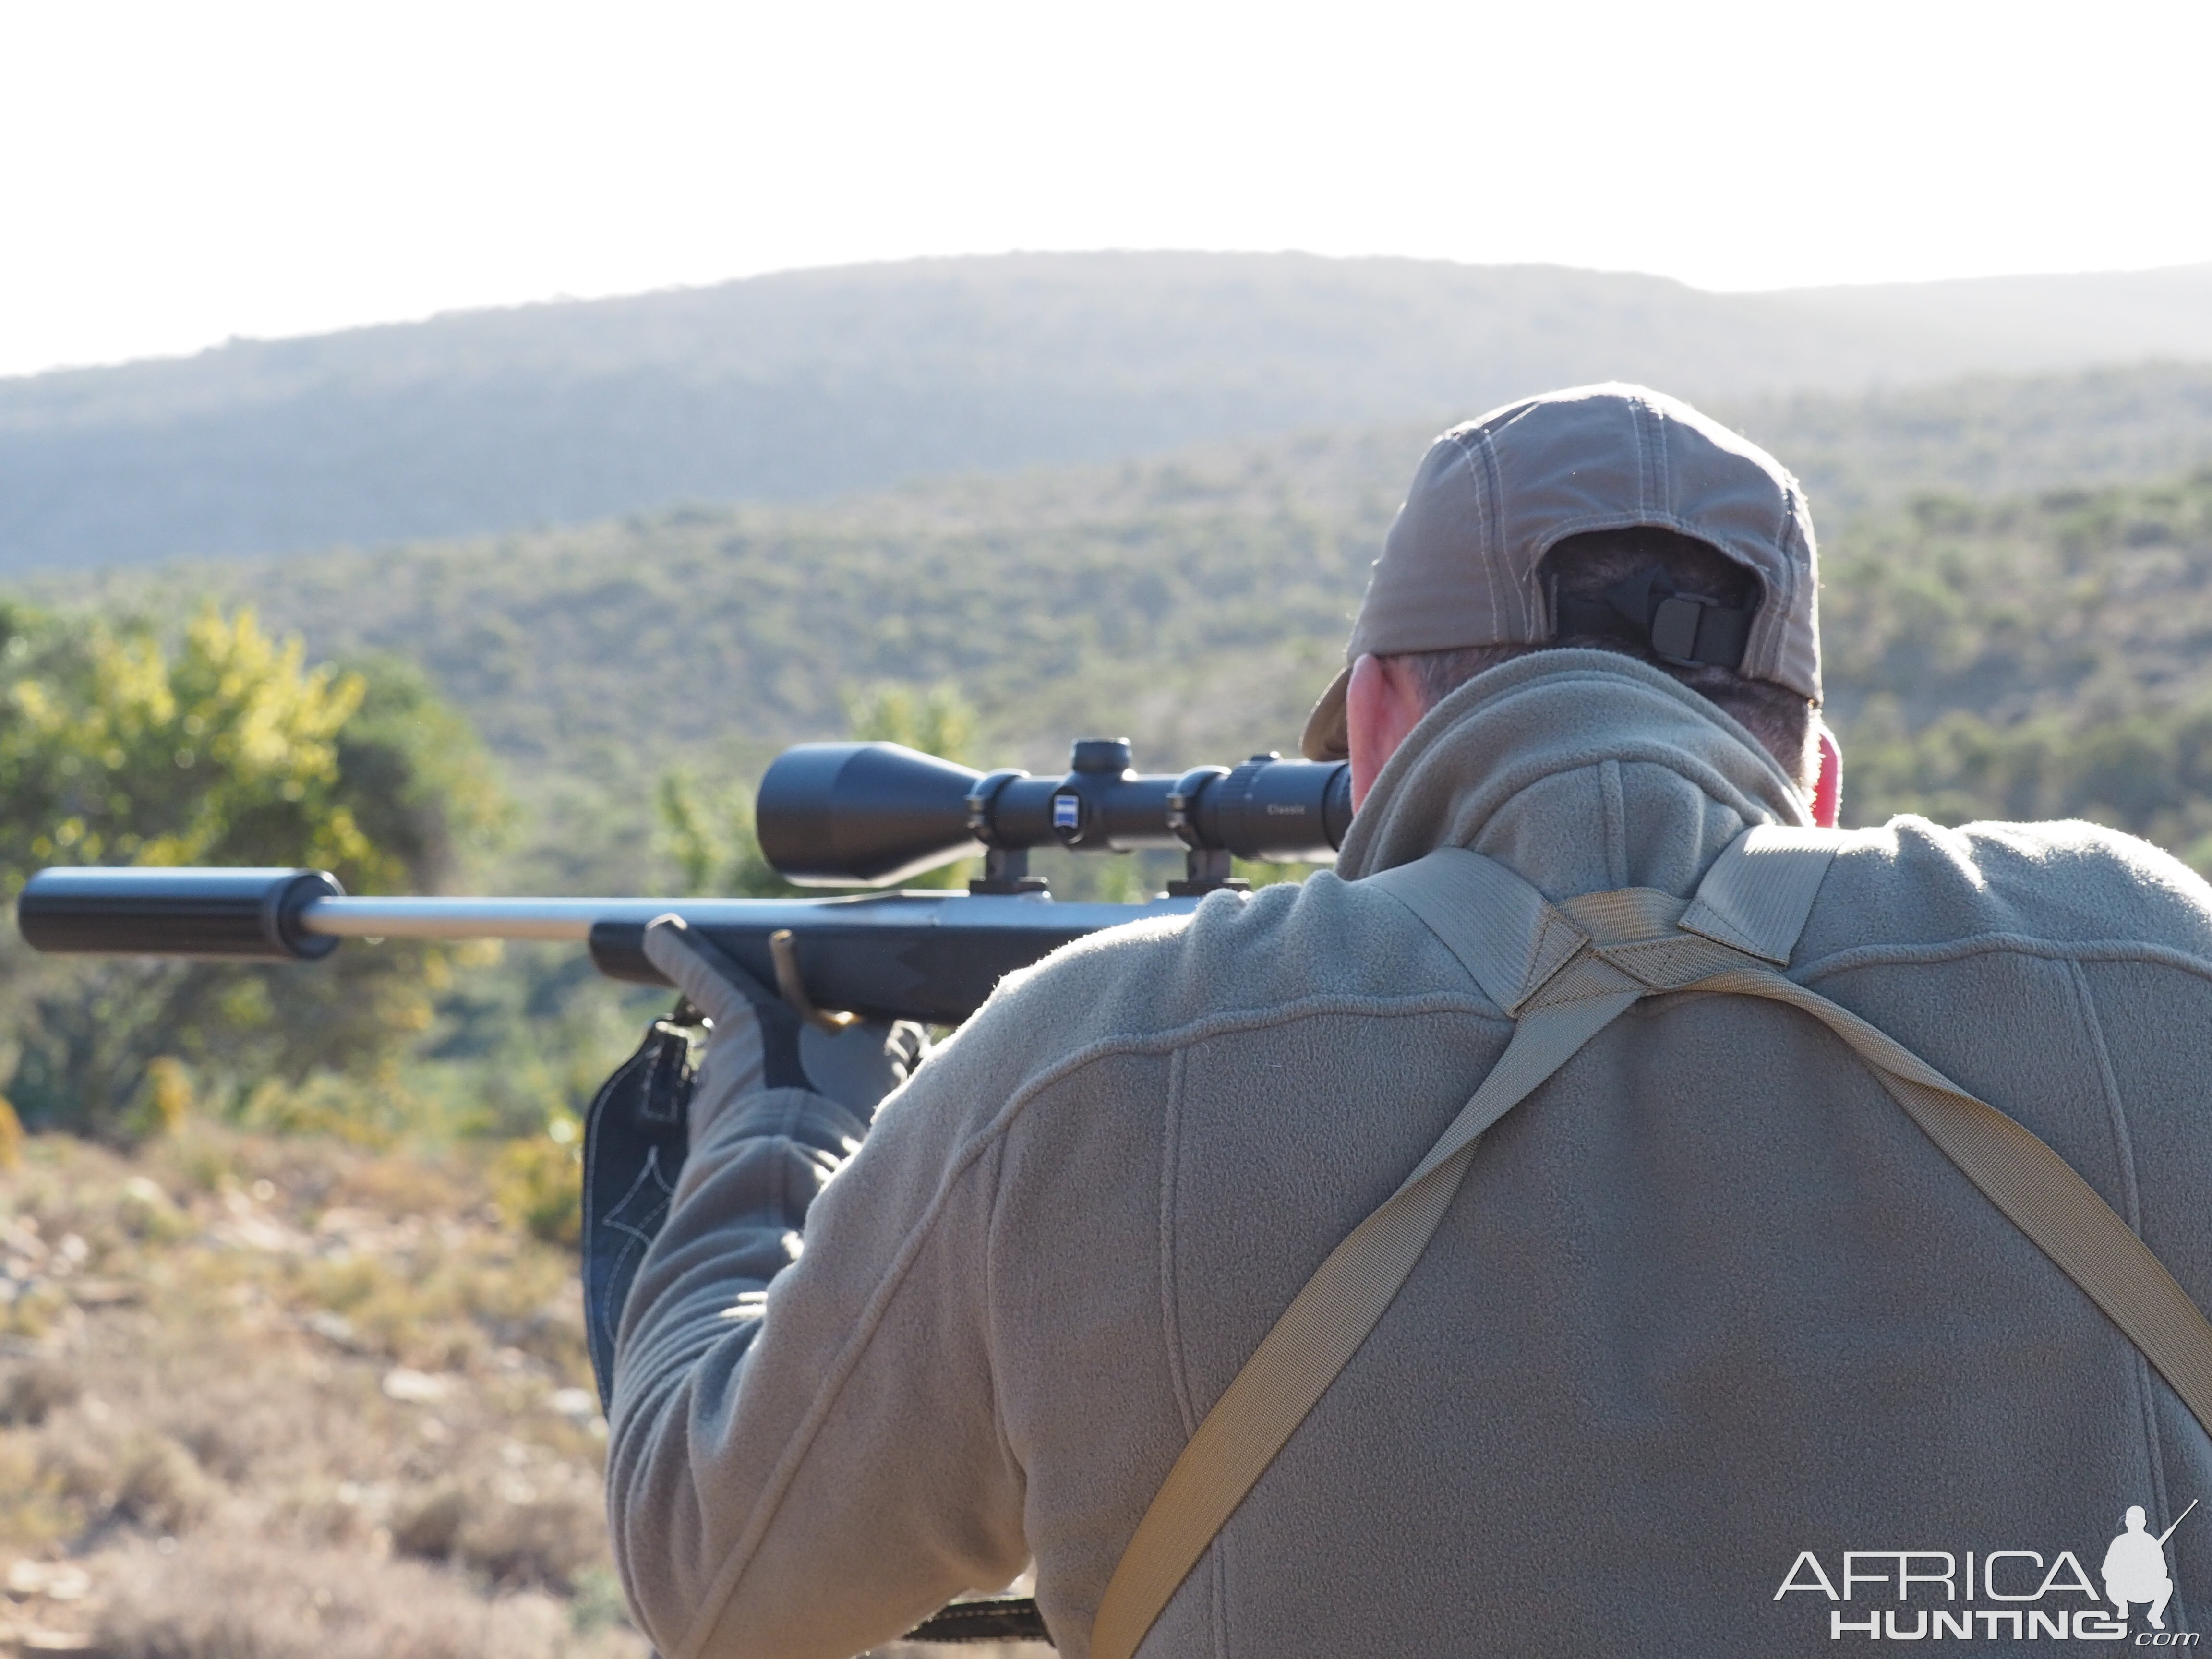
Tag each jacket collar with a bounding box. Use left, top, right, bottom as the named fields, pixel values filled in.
left=1334, top=649, right=1812, bottom=899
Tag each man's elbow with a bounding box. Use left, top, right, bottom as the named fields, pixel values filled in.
left=605, top=1365, right=733, bottom=1656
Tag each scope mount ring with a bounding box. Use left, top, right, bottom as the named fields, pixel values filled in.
left=1166, top=765, right=1231, bottom=849
left=963, top=769, right=1031, bottom=845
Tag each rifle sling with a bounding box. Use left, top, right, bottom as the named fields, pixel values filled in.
left=1088, top=828, right=2212, bottom=1659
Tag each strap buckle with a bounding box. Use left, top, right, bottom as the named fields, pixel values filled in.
left=1552, top=565, right=1753, bottom=671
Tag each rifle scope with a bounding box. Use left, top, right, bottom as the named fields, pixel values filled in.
left=757, top=739, right=1352, bottom=892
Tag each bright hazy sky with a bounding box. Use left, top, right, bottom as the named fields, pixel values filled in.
left=4, top=0, right=2209, bottom=380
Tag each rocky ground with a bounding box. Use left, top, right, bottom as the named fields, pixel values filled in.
left=0, top=1118, right=1065, bottom=1659
left=0, top=1124, right=1051, bottom=1659
left=0, top=1123, right=644, bottom=1658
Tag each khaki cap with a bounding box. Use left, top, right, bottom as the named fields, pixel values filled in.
left=1301, top=383, right=1820, bottom=762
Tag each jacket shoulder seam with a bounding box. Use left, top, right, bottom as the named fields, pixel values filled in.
left=1794, top=935, right=2212, bottom=989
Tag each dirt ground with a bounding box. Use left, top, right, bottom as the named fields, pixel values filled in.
left=0, top=1125, right=1052, bottom=1658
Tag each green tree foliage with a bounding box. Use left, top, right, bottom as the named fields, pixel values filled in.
left=653, top=772, right=792, bottom=899
left=0, top=604, right=505, bottom=1133
left=1847, top=707, right=2212, bottom=871
left=1823, top=470, right=2212, bottom=864
left=843, top=682, right=975, bottom=764
left=0, top=605, right=376, bottom=882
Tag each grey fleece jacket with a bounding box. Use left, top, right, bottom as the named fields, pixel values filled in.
left=610, top=650, right=2212, bottom=1657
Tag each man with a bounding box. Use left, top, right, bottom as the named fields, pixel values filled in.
left=606, top=384, right=2212, bottom=1656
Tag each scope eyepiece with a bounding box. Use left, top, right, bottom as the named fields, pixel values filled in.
left=755, top=738, right=1352, bottom=890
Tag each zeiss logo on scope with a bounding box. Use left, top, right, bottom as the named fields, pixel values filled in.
left=1052, top=794, right=1082, bottom=831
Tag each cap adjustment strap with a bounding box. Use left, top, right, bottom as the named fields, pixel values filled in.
left=1553, top=566, right=1753, bottom=671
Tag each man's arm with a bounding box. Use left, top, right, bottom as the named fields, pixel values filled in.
left=605, top=920, right=1031, bottom=1659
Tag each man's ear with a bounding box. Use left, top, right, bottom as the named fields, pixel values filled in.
left=1346, top=654, right=1431, bottom=810
left=1812, top=724, right=1842, bottom=829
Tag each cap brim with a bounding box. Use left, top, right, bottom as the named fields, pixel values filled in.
left=1300, top=667, right=1352, bottom=762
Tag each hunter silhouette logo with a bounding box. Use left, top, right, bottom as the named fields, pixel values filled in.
left=2106, top=1502, right=2195, bottom=1631
left=1778, top=1501, right=2201, bottom=1643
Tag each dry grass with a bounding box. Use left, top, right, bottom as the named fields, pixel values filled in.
left=0, top=1124, right=1048, bottom=1658
left=89, top=1539, right=636, bottom=1659
left=0, top=1125, right=644, bottom=1658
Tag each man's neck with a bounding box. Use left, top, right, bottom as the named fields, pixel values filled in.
left=1335, top=649, right=1811, bottom=899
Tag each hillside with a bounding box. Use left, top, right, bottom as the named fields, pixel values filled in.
left=7, top=253, right=2212, bottom=573
left=1734, top=362, right=2212, bottom=522
left=49, top=367, right=2212, bottom=893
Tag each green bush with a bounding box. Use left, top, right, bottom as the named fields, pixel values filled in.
left=0, top=604, right=506, bottom=1135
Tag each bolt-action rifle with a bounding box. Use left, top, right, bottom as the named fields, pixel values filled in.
left=15, top=737, right=1352, bottom=1016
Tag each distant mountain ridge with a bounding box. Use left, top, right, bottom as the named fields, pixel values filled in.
left=6, top=252, right=2212, bottom=573
left=48, top=356, right=2212, bottom=892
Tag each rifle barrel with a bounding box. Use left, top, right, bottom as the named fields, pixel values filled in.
left=299, top=892, right=1195, bottom=943
left=16, top=866, right=1202, bottom=1023
left=2158, top=1498, right=2199, bottom=1546
left=296, top=896, right=684, bottom=941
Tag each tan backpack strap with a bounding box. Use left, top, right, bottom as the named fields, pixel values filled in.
left=1709, top=965, right=2212, bottom=1438
left=1093, top=828, right=2212, bottom=1658
left=1090, top=987, right=1638, bottom=1659
left=1678, top=823, right=1844, bottom=963
left=1365, top=845, right=1592, bottom=1011
left=1090, top=849, right=1633, bottom=1659
left=1592, top=831, right=2212, bottom=1436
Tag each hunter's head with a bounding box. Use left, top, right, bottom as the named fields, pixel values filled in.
left=1301, top=384, right=1834, bottom=820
